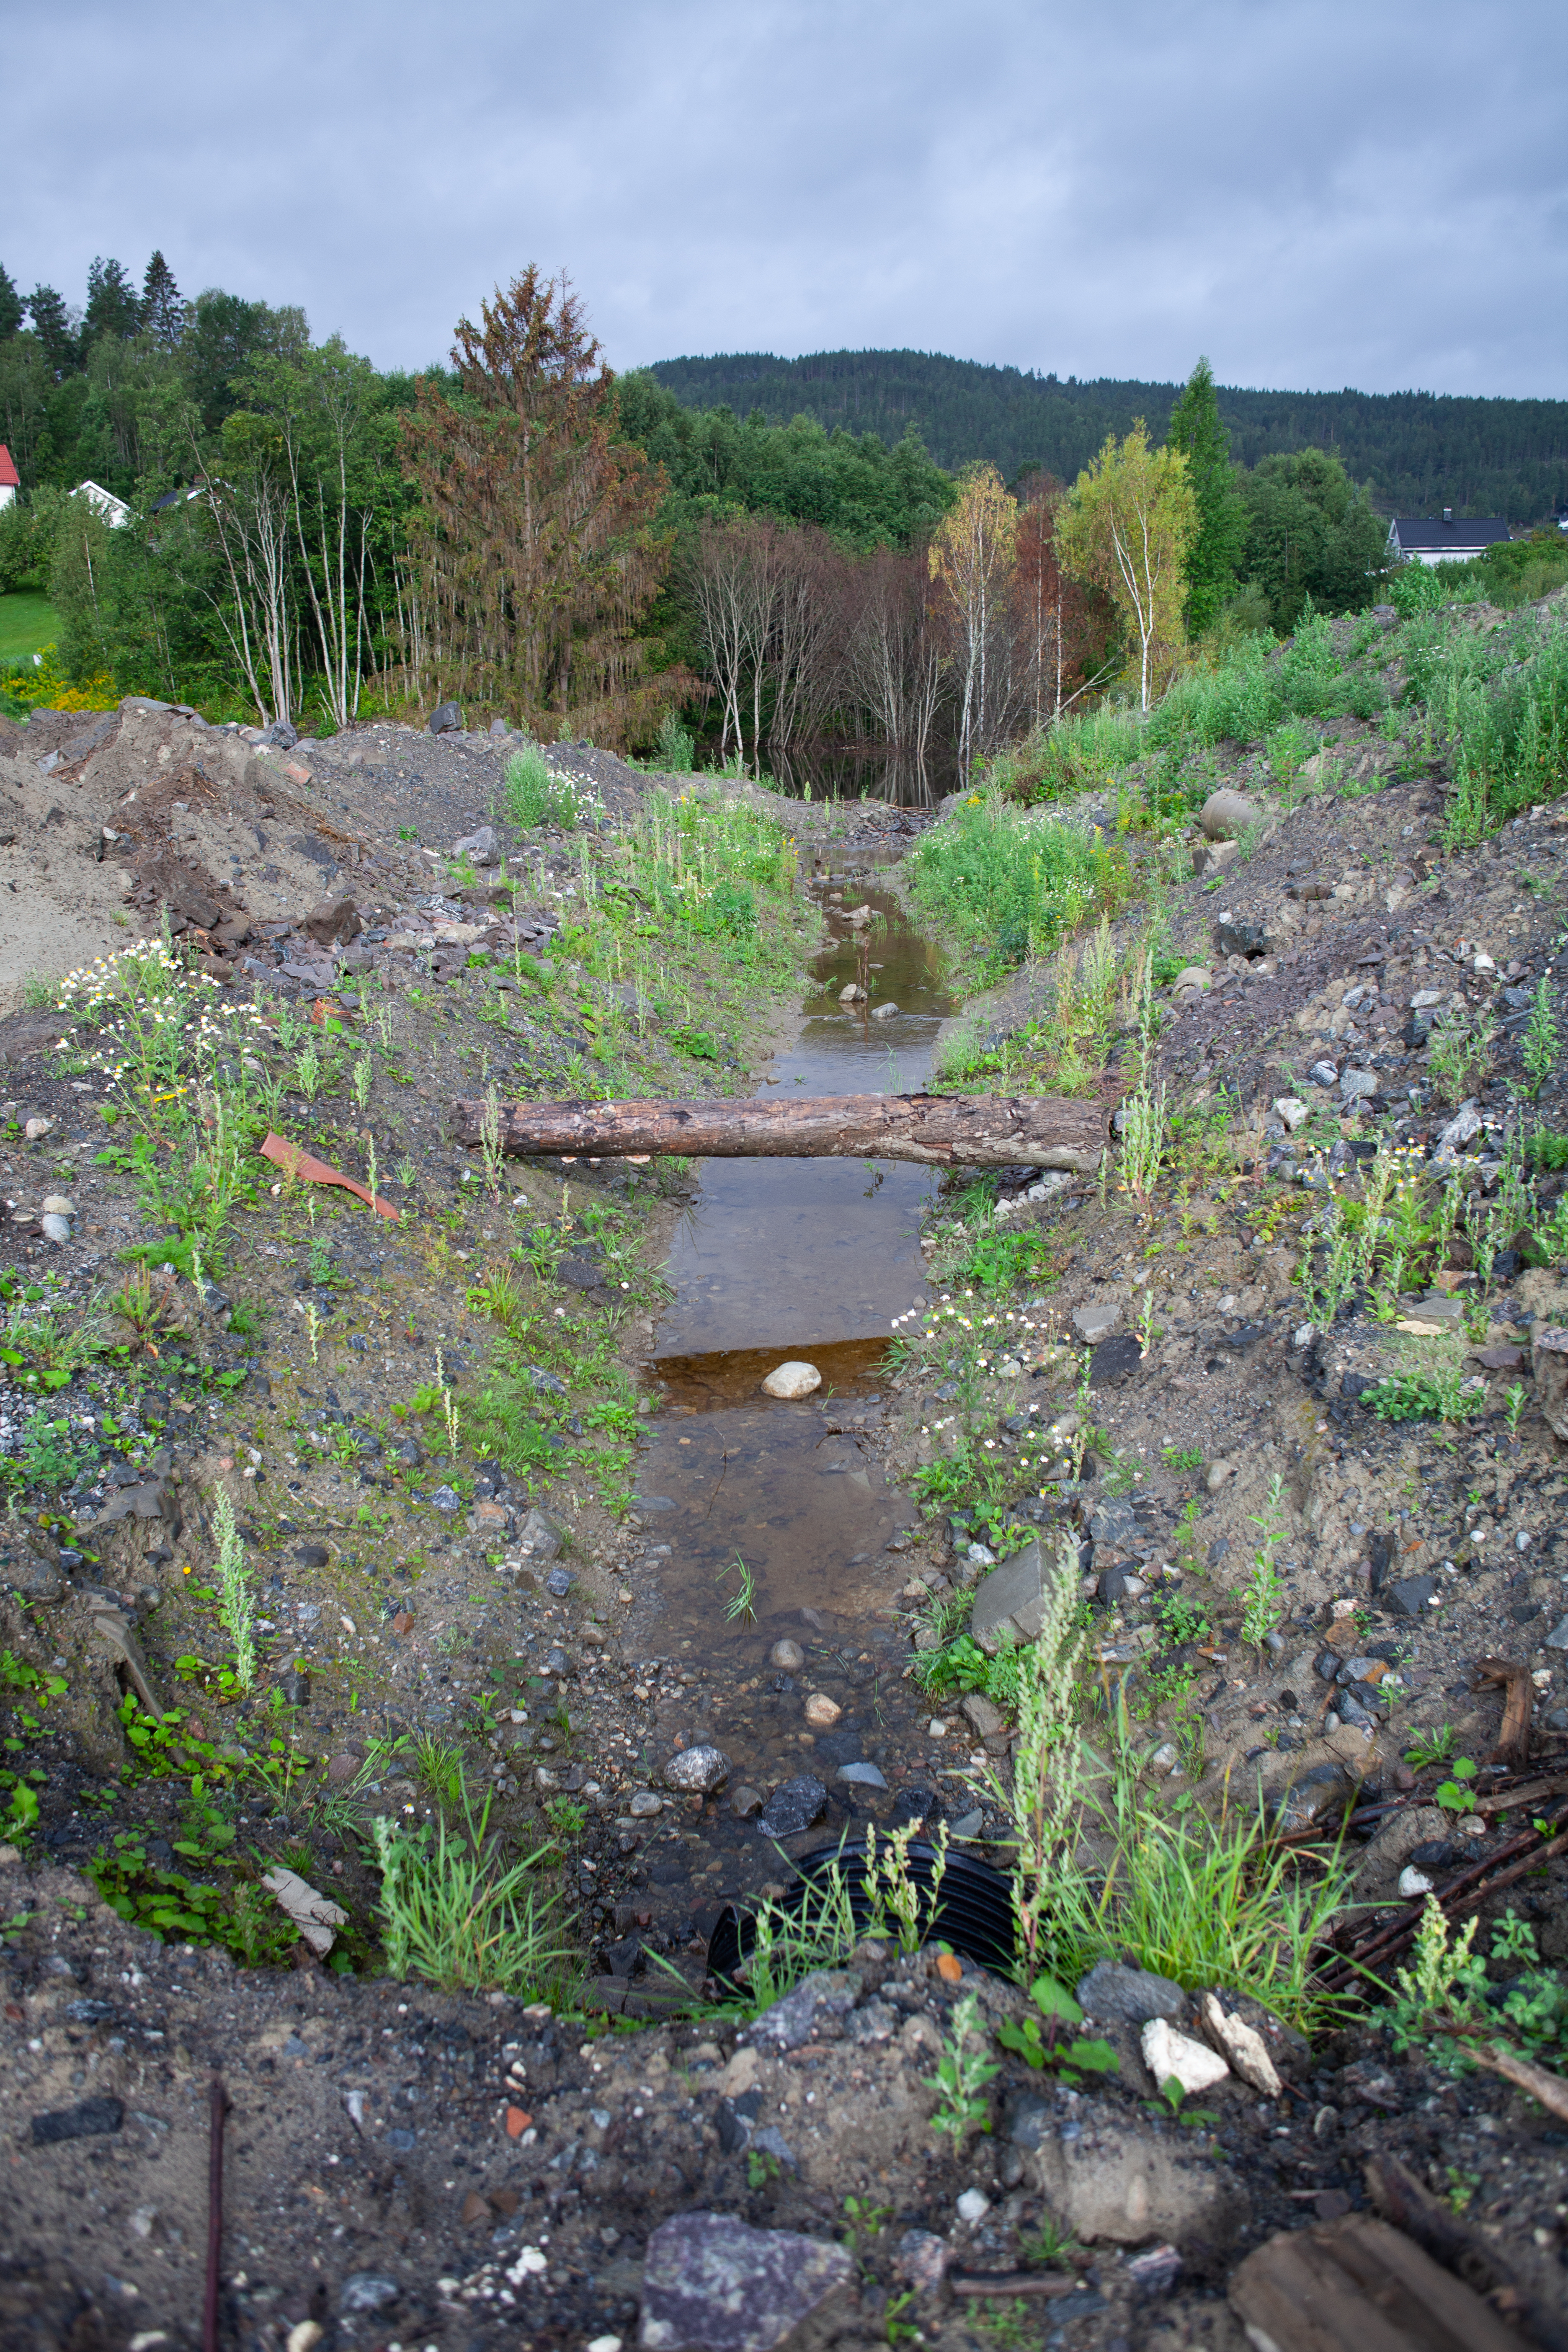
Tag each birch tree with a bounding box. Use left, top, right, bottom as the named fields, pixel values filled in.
left=1055, top=424, right=1197, bottom=712
left=927, top=464, right=1018, bottom=773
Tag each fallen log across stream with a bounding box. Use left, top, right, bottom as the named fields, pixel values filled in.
left=450, top=1091, right=1109, bottom=1169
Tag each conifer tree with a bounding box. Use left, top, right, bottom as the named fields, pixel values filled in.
left=26, top=284, right=79, bottom=379
left=401, top=267, right=680, bottom=742
left=0, top=264, right=21, bottom=341
left=140, top=250, right=183, bottom=351
left=84, top=256, right=142, bottom=345
left=1166, top=356, right=1245, bottom=635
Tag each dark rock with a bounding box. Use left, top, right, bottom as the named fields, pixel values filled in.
left=1409, top=1839, right=1455, bottom=1871
left=606, top=1934, right=643, bottom=1978
left=260, top=720, right=298, bottom=750
left=971, top=1534, right=1071, bottom=1643
left=1387, top=1574, right=1438, bottom=1618
left=1089, top=1333, right=1142, bottom=1388
left=545, top=1565, right=575, bottom=1598
left=1088, top=1498, right=1140, bottom=1548
left=303, top=895, right=362, bottom=947
left=296, top=1544, right=330, bottom=1568
left=281, top=1668, right=310, bottom=1707
left=64, top=1999, right=118, bottom=2024
left=1076, top=1960, right=1186, bottom=2025
left=31, top=2096, right=124, bottom=2144
left=640, top=2212, right=854, bottom=2352
left=757, top=1773, right=829, bottom=1839
left=1216, top=919, right=1269, bottom=957
left=717, top=2090, right=762, bottom=2151
left=1003, top=2092, right=1054, bottom=2149
left=521, top=1506, right=565, bottom=1560
left=1341, top=1372, right=1380, bottom=1404
left=427, top=701, right=464, bottom=735
left=749, top=1968, right=863, bottom=2051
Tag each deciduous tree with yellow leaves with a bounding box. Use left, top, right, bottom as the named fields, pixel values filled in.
left=927, top=462, right=1018, bottom=773
left=1055, top=424, right=1197, bottom=712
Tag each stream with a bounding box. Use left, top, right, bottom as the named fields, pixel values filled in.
left=616, top=872, right=973, bottom=1941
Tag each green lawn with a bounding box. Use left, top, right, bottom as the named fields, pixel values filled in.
left=0, top=591, right=61, bottom=666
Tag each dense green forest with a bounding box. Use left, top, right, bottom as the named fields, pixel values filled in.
left=648, top=350, right=1568, bottom=526
left=2, top=252, right=1563, bottom=792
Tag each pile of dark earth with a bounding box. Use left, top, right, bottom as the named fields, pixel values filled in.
left=5, top=1853, right=1567, bottom=2352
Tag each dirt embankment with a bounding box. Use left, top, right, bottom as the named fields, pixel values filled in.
left=1, top=679, right=1566, bottom=2350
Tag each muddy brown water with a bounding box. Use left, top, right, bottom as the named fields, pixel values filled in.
left=616, top=881, right=970, bottom=1923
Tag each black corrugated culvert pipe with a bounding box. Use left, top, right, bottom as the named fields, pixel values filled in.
left=707, top=1839, right=1017, bottom=1984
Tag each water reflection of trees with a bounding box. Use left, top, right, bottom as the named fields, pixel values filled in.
left=679, top=485, right=1111, bottom=809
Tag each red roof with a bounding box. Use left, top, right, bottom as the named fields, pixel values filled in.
left=0, top=446, right=18, bottom=488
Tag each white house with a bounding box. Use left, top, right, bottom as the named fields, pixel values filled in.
left=0, top=445, right=18, bottom=511
left=73, top=480, right=132, bottom=529
left=1387, top=511, right=1512, bottom=567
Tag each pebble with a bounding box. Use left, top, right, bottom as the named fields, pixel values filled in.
left=664, top=1745, right=730, bottom=1794
left=769, top=1639, right=805, bottom=1671
left=803, top=1692, right=842, bottom=1728
left=956, top=2188, right=990, bottom=2224
left=838, top=1762, right=889, bottom=1790
left=628, top=1790, right=663, bottom=1818
left=761, top=1360, right=821, bottom=1399
left=1398, top=1865, right=1435, bottom=1899
left=338, top=2273, right=400, bottom=2313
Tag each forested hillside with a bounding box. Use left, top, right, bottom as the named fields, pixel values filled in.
left=648, top=350, right=1568, bottom=524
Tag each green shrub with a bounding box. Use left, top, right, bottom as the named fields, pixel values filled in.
left=505, top=743, right=582, bottom=828
left=1276, top=603, right=1342, bottom=715
left=908, top=792, right=1128, bottom=976
left=1142, top=632, right=1281, bottom=752
left=654, top=709, right=695, bottom=772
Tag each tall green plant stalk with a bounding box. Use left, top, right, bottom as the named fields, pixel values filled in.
left=976, top=1531, right=1087, bottom=1975
left=214, top=1488, right=255, bottom=1692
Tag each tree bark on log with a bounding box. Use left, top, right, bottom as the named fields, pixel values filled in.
left=450, top=1092, right=1107, bottom=1170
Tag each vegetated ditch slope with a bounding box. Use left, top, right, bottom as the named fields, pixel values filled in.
left=1, top=591, right=1567, bottom=2349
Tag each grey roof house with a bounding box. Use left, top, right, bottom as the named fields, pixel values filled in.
left=1387, top=511, right=1512, bottom=565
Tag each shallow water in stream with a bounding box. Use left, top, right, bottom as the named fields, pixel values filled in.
left=617, top=878, right=975, bottom=1927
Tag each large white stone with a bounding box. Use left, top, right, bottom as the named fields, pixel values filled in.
left=1196, top=1991, right=1281, bottom=2097
left=761, top=1361, right=822, bottom=1399
left=1141, top=2016, right=1230, bottom=2097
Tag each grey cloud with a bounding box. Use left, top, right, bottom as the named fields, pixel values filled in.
left=6, top=0, right=1565, bottom=396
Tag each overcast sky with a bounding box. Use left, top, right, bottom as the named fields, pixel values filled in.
left=8, top=0, right=1565, bottom=399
